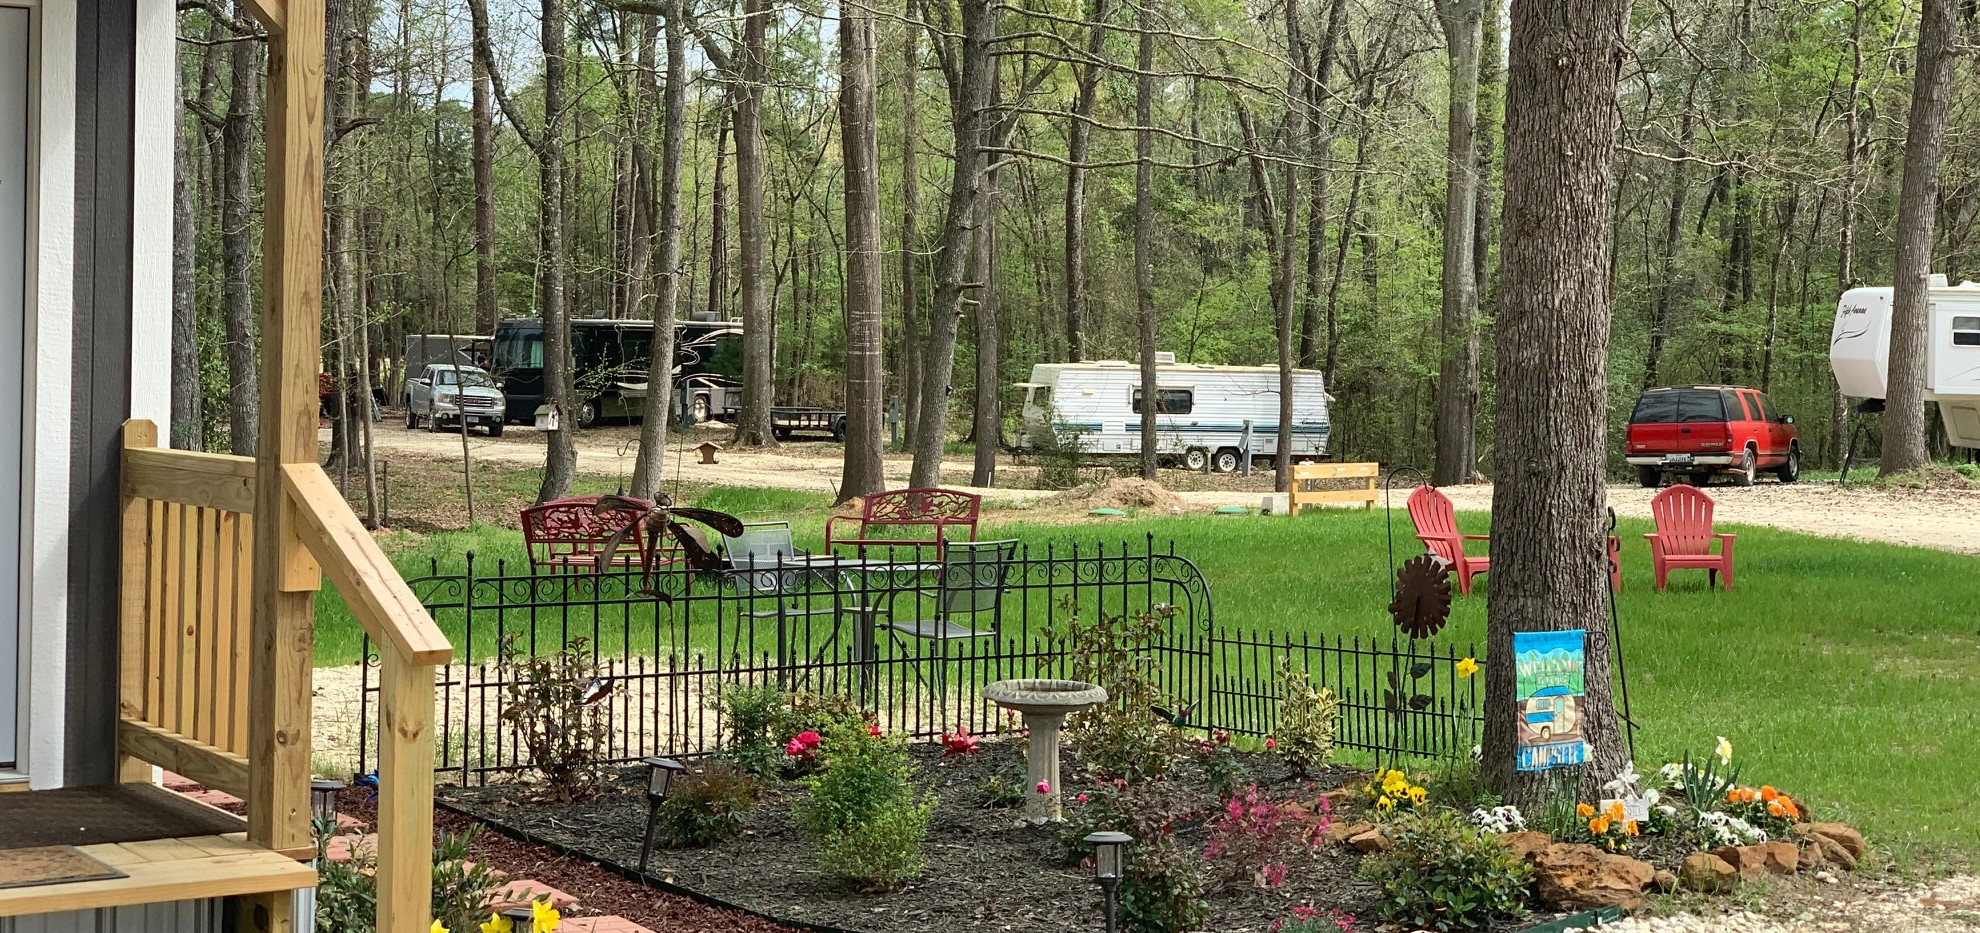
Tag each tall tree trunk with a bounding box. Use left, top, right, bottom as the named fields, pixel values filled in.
left=1881, top=0, right=1955, bottom=476
left=1644, top=96, right=1694, bottom=391
left=909, top=0, right=998, bottom=488
left=221, top=13, right=259, bottom=457
left=632, top=7, right=685, bottom=499
left=1472, top=0, right=1500, bottom=306
left=471, top=9, right=499, bottom=334
left=1134, top=2, right=1158, bottom=481
left=1298, top=0, right=1348, bottom=370
left=970, top=158, right=1001, bottom=487
left=172, top=51, right=203, bottom=451
left=537, top=0, right=578, bottom=502
left=731, top=0, right=778, bottom=447
left=838, top=0, right=886, bottom=501
left=1432, top=0, right=1483, bottom=486
left=1760, top=189, right=1797, bottom=395
left=1832, top=0, right=1867, bottom=467
left=1484, top=0, right=1635, bottom=804
left=708, top=114, right=731, bottom=319
left=1063, top=0, right=1108, bottom=361
left=899, top=8, right=922, bottom=447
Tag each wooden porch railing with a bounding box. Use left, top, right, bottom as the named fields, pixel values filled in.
left=118, top=419, right=453, bottom=927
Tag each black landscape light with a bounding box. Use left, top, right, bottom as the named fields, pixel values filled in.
left=638, top=757, right=688, bottom=874
left=310, top=778, right=346, bottom=827
left=1085, top=830, right=1132, bottom=933
left=498, top=905, right=536, bottom=932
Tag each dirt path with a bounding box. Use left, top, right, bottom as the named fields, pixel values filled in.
left=361, top=420, right=1980, bottom=555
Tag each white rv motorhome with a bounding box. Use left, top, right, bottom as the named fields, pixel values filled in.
left=1015, top=358, right=1331, bottom=472
left=1830, top=277, right=1980, bottom=448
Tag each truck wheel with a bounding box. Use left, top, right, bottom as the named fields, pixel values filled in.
left=486, top=420, right=505, bottom=438
left=1734, top=448, right=1757, bottom=487
left=405, top=407, right=418, bottom=430
left=1183, top=448, right=1209, bottom=472
left=1636, top=466, right=1661, bottom=488
left=1775, top=446, right=1799, bottom=484
left=1212, top=449, right=1241, bottom=474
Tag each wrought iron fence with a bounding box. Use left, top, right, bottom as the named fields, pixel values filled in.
left=352, top=536, right=1481, bottom=784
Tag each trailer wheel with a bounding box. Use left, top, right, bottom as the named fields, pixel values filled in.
left=831, top=417, right=847, bottom=442
left=1183, top=447, right=1210, bottom=472
left=690, top=395, right=711, bottom=424
left=577, top=399, right=599, bottom=429
left=773, top=427, right=793, bottom=441
left=1212, top=448, right=1242, bottom=474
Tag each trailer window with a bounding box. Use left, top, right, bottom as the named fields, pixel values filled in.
left=1955, top=316, right=1980, bottom=347
left=1132, top=388, right=1194, bottom=415
left=1032, top=386, right=1052, bottom=408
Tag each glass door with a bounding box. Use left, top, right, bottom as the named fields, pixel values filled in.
left=0, top=4, right=27, bottom=768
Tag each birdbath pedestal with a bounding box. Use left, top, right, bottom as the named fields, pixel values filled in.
left=982, top=679, right=1109, bottom=824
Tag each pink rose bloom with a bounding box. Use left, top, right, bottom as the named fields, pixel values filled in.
left=867, top=724, right=882, bottom=736
left=1077, top=793, right=1089, bottom=803
left=1264, top=738, right=1276, bottom=750
left=796, top=730, right=822, bottom=747
left=1035, top=781, right=1051, bottom=794
left=785, top=738, right=806, bottom=756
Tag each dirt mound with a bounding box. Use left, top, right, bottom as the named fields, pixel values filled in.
left=1870, top=464, right=1980, bottom=491
left=1042, top=478, right=1185, bottom=513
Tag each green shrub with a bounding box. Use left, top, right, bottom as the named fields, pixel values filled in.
left=311, top=826, right=503, bottom=933
left=794, top=722, right=936, bottom=890
left=655, top=761, right=759, bottom=848
left=1035, top=417, right=1093, bottom=490
left=1053, top=607, right=1189, bottom=783
left=1358, top=810, right=1532, bottom=932
left=716, top=684, right=872, bottom=778
left=1058, top=783, right=1210, bottom=933
left=1269, top=660, right=1339, bottom=777
left=497, top=635, right=610, bottom=802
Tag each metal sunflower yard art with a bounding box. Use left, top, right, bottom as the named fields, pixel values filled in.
left=1388, top=553, right=1453, bottom=639
left=590, top=494, right=747, bottom=596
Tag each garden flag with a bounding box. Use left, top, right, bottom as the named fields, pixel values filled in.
left=1513, top=629, right=1589, bottom=771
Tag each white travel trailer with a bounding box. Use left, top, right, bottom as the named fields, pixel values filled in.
left=1015, top=358, right=1331, bottom=472
left=1830, top=277, right=1980, bottom=448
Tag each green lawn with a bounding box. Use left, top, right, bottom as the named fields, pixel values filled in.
left=322, top=489, right=1980, bottom=863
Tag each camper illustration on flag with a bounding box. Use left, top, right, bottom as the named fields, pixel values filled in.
left=1514, top=630, right=1589, bottom=771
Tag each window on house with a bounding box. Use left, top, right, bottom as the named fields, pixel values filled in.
left=1131, top=388, right=1194, bottom=415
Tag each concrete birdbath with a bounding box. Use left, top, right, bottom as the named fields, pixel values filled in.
left=982, top=679, right=1109, bottom=823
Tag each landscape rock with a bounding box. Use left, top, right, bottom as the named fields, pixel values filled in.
left=1347, top=828, right=1391, bottom=853
left=1652, top=869, right=1678, bottom=893
left=1805, top=822, right=1867, bottom=861
left=1711, top=844, right=1794, bottom=881
left=1328, top=820, right=1375, bottom=845
left=1497, top=831, right=1553, bottom=863
left=1529, top=842, right=1657, bottom=911
left=1679, top=851, right=1737, bottom=893
left=1799, top=830, right=1858, bottom=871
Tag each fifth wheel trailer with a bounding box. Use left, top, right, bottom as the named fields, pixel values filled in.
left=1830, top=277, right=1980, bottom=448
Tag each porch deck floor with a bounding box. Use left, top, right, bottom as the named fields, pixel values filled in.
left=0, top=833, right=315, bottom=917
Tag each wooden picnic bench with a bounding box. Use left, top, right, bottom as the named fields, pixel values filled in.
left=1289, top=461, right=1380, bottom=512
left=521, top=495, right=656, bottom=574
left=826, top=487, right=982, bottom=557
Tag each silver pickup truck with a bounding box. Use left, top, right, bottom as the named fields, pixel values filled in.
left=404, top=364, right=507, bottom=436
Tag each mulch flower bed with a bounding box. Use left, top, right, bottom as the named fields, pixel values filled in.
left=440, top=742, right=1592, bottom=933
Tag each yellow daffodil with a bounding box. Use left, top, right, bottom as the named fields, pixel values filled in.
left=430, top=921, right=449, bottom=933
left=531, top=899, right=562, bottom=933
left=480, top=915, right=514, bottom=933
left=1715, top=736, right=1733, bottom=766
left=1455, top=657, right=1479, bottom=679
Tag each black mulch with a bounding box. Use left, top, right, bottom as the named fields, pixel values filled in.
left=441, top=742, right=1591, bottom=933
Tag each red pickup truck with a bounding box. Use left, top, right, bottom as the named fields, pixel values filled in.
left=1625, top=385, right=1800, bottom=487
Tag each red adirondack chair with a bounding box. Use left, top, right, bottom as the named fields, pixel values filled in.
left=1644, top=484, right=1736, bottom=591
left=1407, top=486, right=1490, bottom=595
left=1607, top=535, right=1624, bottom=593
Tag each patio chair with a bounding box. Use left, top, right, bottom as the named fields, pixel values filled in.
left=720, top=521, right=840, bottom=671
left=521, top=495, right=651, bottom=574
left=1406, top=486, right=1490, bottom=595
left=1645, top=484, right=1736, bottom=591
left=877, top=539, right=1020, bottom=644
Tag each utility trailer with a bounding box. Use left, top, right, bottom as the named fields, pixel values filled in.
left=1014, top=357, right=1332, bottom=472
left=1830, top=276, right=1980, bottom=448
left=771, top=407, right=848, bottom=441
